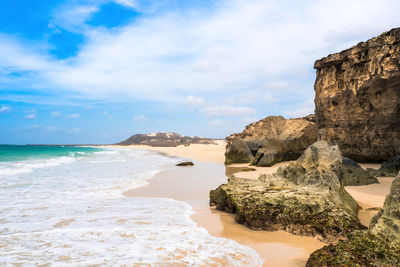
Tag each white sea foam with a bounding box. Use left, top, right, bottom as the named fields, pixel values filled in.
left=0, top=156, right=76, bottom=176
left=0, top=148, right=263, bottom=266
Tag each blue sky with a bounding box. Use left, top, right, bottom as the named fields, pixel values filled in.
left=0, top=0, right=399, bottom=144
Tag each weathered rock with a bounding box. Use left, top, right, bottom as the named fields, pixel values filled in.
left=117, top=132, right=216, bottom=147
left=368, top=155, right=400, bottom=177
left=307, top=172, right=400, bottom=266
left=314, top=28, right=400, bottom=162
left=176, top=161, right=194, bottom=167
left=225, top=116, right=318, bottom=166
left=211, top=141, right=364, bottom=241
left=341, top=157, right=379, bottom=186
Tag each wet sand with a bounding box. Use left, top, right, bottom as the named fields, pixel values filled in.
left=124, top=161, right=324, bottom=267
left=345, top=177, right=395, bottom=226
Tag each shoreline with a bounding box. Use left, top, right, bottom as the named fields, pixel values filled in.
left=121, top=148, right=325, bottom=266
left=104, top=140, right=227, bottom=163
left=111, top=143, right=394, bottom=266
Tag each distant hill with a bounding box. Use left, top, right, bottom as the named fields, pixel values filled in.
left=116, top=132, right=216, bottom=147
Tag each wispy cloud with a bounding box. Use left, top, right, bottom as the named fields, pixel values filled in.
left=51, top=111, right=62, bottom=117
left=182, top=95, right=205, bottom=106
left=133, top=115, right=146, bottom=122
left=67, top=128, right=81, bottom=134
left=67, top=113, right=80, bottom=118
left=25, top=113, right=37, bottom=120
left=0, top=106, right=11, bottom=113
left=114, top=0, right=136, bottom=8
left=1, top=0, right=399, bottom=105
left=284, top=99, right=315, bottom=118
left=46, top=126, right=57, bottom=131
left=200, top=105, right=255, bottom=117
left=208, top=119, right=231, bottom=126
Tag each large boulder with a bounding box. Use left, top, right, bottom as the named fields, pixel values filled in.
left=314, top=28, right=400, bottom=162
left=307, top=172, right=400, bottom=266
left=211, top=141, right=364, bottom=241
left=225, top=115, right=318, bottom=166
left=368, top=155, right=400, bottom=177
left=341, top=157, right=379, bottom=186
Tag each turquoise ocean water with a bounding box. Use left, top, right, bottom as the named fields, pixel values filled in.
left=0, top=145, right=262, bottom=265
left=0, top=145, right=102, bottom=162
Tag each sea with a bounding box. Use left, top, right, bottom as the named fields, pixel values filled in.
left=0, top=145, right=262, bottom=266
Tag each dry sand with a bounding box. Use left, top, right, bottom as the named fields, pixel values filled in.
left=115, top=142, right=394, bottom=266
left=346, top=177, right=394, bottom=226
left=106, top=140, right=226, bottom=163
left=227, top=162, right=293, bottom=180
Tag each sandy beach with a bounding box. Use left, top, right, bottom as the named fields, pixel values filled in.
left=107, top=139, right=226, bottom=163
left=110, top=143, right=323, bottom=266
left=109, top=142, right=396, bottom=266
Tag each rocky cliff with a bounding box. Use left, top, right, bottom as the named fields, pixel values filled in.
left=225, top=115, right=318, bottom=166
left=117, top=132, right=215, bottom=147
left=211, top=141, right=364, bottom=241
left=314, top=28, right=400, bottom=162
left=307, top=172, right=400, bottom=266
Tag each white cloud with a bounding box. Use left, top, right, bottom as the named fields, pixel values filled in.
left=284, top=99, right=315, bottom=118
left=51, top=111, right=62, bottom=117
left=182, top=95, right=205, bottom=106
left=46, top=126, right=57, bottom=131
left=133, top=115, right=146, bottom=122
left=200, top=105, right=255, bottom=117
left=27, top=124, right=40, bottom=129
left=114, top=0, right=136, bottom=8
left=67, top=113, right=80, bottom=118
left=51, top=4, right=99, bottom=32
left=1, top=0, right=400, bottom=106
left=0, top=106, right=11, bottom=113
left=208, top=119, right=231, bottom=126
left=263, top=81, right=289, bottom=91
left=25, top=113, right=37, bottom=120
left=68, top=128, right=81, bottom=134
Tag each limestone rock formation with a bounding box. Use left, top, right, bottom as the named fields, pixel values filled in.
left=225, top=115, right=318, bottom=166
left=368, top=155, right=400, bottom=177
left=117, top=132, right=215, bottom=147
left=314, top=28, right=400, bottom=162
left=307, top=172, right=400, bottom=266
left=341, top=157, right=379, bottom=186
left=211, top=141, right=364, bottom=241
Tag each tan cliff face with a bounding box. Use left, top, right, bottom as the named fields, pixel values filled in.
left=314, top=28, right=400, bottom=162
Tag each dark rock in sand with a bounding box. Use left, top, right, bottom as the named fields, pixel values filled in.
left=368, top=155, right=400, bottom=177
left=225, top=116, right=318, bottom=167
left=341, top=157, right=379, bottom=186
left=307, top=172, right=400, bottom=266
left=176, top=161, right=194, bottom=167
left=314, top=28, right=400, bottom=162
left=211, top=141, right=364, bottom=241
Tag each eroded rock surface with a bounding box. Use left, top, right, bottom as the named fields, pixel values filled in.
left=307, top=172, right=400, bottom=266
left=225, top=116, right=318, bottom=166
left=368, top=155, right=400, bottom=177
left=211, top=141, right=364, bottom=241
left=314, top=28, right=400, bottom=162
left=341, top=157, right=379, bottom=186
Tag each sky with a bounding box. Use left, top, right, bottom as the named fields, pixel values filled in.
left=0, top=0, right=399, bottom=144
